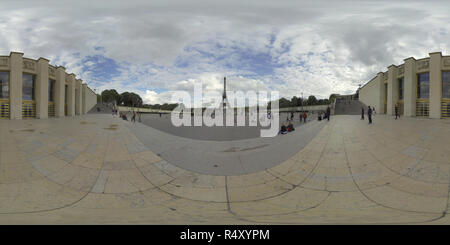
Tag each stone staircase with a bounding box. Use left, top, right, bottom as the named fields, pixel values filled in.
left=88, top=103, right=114, bottom=114
left=334, top=99, right=368, bottom=115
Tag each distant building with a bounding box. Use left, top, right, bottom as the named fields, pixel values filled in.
left=0, top=52, right=97, bottom=119
left=359, top=52, right=450, bottom=118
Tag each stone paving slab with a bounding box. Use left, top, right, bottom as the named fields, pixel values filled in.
left=0, top=114, right=449, bottom=224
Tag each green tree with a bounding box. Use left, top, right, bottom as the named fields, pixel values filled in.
left=297, top=97, right=304, bottom=106
left=307, top=95, right=317, bottom=105
left=159, top=103, right=178, bottom=111
left=119, top=92, right=143, bottom=107
left=329, top=93, right=338, bottom=103
left=278, top=97, right=292, bottom=108
left=101, top=89, right=120, bottom=103
left=291, top=96, right=299, bottom=107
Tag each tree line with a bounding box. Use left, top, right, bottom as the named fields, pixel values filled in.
left=98, top=89, right=339, bottom=111
left=99, top=89, right=178, bottom=110
left=270, top=94, right=338, bottom=109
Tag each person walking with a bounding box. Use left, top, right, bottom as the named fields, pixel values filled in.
left=361, top=107, right=365, bottom=120
left=368, top=106, right=372, bottom=124
left=131, top=111, right=136, bottom=123
left=395, top=104, right=399, bottom=120
left=303, top=112, right=307, bottom=123
left=326, top=106, right=331, bottom=121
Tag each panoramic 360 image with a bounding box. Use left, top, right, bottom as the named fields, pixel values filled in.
left=1, top=0, right=450, bottom=239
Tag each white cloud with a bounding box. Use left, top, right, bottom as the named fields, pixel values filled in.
left=143, top=90, right=163, bottom=104
left=1, top=0, right=449, bottom=103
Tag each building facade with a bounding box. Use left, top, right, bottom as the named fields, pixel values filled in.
left=359, top=52, right=450, bottom=118
left=0, top=52, right=97, bottom=119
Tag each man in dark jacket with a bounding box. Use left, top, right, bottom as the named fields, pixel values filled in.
left=326, top=107, right=331, bottom=121
left=361, top=107, right=364, bottom=120
left=368, top=106, right=372, bottom=124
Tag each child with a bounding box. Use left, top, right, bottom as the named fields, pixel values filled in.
left=280, top=123, right=287, bottom=134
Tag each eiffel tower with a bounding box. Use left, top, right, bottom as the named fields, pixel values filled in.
left=222, top=76, right=230, bottom=110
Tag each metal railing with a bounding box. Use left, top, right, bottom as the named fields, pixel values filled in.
left=48, top=102, right=55, bottom=117
left=416, top=100, right=429, bottom=117
left=0, top=99, right=9, bottom=119
left=442, top=99, right=450, bottom=118
left=22, top=101, right=36, bottom=119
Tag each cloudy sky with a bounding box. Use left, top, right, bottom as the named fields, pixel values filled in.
left=1, top=0, right=449, bottom=104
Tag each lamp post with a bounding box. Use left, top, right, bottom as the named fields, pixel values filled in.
left=301, top=92, right=303, bottom=112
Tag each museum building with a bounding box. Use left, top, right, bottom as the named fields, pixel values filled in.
left=0, top=52, right=97, bottom=119
left=358, top=52, right=450, bottom=118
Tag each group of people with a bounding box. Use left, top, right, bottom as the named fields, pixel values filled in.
left=280, top=121, right=295, bottom=134
left=118, top=111, right=141, bottom=123
left=279, top=111, right=313, bottom=135
left=318, top=107, right=331, bottom=121
left=361, top=103, right=403, bottom=124
left=361, top=106, right=375, bottom=124
left=119, top=111, right=128, bottom=121
left=286, top=111, right=309, bottom=123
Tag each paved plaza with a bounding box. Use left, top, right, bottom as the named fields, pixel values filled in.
left=0, top=114, right=450, bottom=224
left=130, top=113, right=325, bottom=175
left=134, top=112, right=315, bottom=141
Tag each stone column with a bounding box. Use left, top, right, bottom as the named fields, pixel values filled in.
left=403, top=57, right=417, bottom=117
left=9, top=52, right=23, bottom=119
left=387, top=65, right=398, bottom=115
left=75, top=79, right=82, bottom=115
left=429, top=52, right=442, bottom=119
left=82, top=84, right=87, bottom=114
left=55, top=66, right=66, bottom=117
left=376, top=72, right=384, bottom=114
left=67, top=74, right=76, bottom=116
left=36, top=57, right=49, bottom=119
